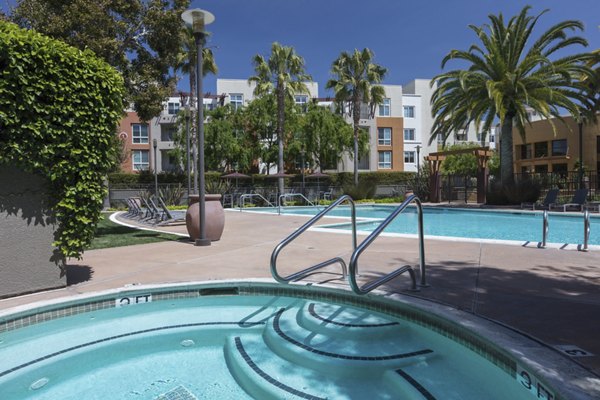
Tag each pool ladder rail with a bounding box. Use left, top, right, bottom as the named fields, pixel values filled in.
left=270, top=194, right=428, bottom=295
left=539, top=209, right=591, bottom=251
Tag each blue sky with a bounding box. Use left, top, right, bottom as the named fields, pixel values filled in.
left=191, top=0, right=599, bottom=95
left=3, top=0, right=599, bottom=96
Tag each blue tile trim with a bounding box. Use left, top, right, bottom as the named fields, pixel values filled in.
left=234, top=337, right=326, bottom=400
left=396, top=369, right=437, bottom=400
left=308, top=303, right=399, bottom=328
left=274, top=308, right=433, bottom=360
left=0, top=321, right=264, bottom=378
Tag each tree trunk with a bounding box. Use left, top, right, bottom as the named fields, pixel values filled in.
left=352, top=98, right=361, bottom=186
left=277, top=86, right=285, bottom=195
left=500, top=116, right=514, bottom=186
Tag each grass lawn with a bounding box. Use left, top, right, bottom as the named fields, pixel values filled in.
left=87, top=213, right=183, bottom=250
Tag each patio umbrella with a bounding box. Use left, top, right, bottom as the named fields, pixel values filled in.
left=220, top=171, right=250, bottom=189
left=306, top=171, right=329, bottom=198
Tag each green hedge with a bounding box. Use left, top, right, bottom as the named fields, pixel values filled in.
left=0, top=22, right=125, bottom=259
left=109, top=171, right=416, bottom=187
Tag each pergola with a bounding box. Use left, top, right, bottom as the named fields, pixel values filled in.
left=425, top=147, right=494, bottom=203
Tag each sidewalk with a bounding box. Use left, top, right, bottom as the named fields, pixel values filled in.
left=1, top=209, right=599, bottom=377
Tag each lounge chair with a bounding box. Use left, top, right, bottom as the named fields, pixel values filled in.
left=521, top=188, right=559, bottom=210
left=550, top=188, right=589, bottom=212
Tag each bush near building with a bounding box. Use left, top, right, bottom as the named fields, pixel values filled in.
left=0, top=21, right=125, bottom=259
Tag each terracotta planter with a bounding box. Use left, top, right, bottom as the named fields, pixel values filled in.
left=186, top=194, right=225, bottom=241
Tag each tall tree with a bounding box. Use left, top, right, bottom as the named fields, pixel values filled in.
left=11, top=0, right=190, bottom=121
left=430, top=6, right=595, bottom=186
left=249, top=42, right=311, bottom=194
left=326, top=48, right=387, bottom=185
left=297, top=102, right=355, bottom=172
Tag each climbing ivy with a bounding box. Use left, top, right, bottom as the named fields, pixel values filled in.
left=0, top=21, right=125, bottom=259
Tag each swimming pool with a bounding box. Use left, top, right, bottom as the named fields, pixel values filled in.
left=0, top=281, right=594, bottom=399
left=248, top=205, right=599, bottom=246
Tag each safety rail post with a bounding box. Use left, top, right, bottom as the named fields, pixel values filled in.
left=278, top=193, right=315, bottom=215
left=580, top=210, right=590, bottom=252
left=239, top=193, right=274, bottom=210
left=270, top=195, right=357, bottom=284
left=539, top=210, right=548, bottom=249
left=348, top=194, right=426, bottom=295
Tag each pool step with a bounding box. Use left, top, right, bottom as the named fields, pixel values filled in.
left=263, top=307, right=435, bottom=376
left=297, top=301, right=406, bottom=340
left=225, top=335, right=403, bottom=400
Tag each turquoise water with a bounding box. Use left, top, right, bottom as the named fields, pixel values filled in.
left=0, top=295, right=534, bottom=399
left=254, top=205, right=599, bottom=245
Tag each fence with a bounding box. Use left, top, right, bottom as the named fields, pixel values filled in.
left=514, top=171, right=599, bottom=202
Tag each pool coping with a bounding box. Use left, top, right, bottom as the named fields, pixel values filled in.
left=1, top=279, right=598, bottom=400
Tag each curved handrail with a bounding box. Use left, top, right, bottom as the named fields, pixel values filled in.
left=270, top=195, right=357, bottom=284
left=278, top=193, right=315, bottom=214
left=539, top=210, right=549, bottom=249
left=349, top=194, right=426, bottom=295
left=239, top=193, right=274, bottom=210
left=580, top=210, right=590, bottom=252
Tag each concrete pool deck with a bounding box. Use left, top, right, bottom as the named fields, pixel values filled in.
left=1, top=209, right=599, bottom=380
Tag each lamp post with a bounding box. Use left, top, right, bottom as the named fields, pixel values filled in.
left=415, top=145, right=421, bottom=172
left=153, top=138, right=158, bottom=196
left=578, top=112, right=583, bottom=189
left=300, top=149, right=306, bottom=198
left=182, top=8, right=214, bottom=246
left=179, top=92, right=192, bottom=200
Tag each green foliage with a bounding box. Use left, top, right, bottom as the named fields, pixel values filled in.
left=11, top=0, right=190, bottom=121
left=431, top=6, right=595, bottom=185
left=158, top=184, right=184, bottom=206
left=0, top=21, right=125, bottom=259
left=342, top=180, right=377, bottom=200
left=440, top=143, right=480, bottom=176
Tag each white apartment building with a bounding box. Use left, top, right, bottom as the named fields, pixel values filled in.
left=143, top=77, right=495, bottom=174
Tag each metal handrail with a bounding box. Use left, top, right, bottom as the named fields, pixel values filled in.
left=348, top=194, right=426, bottom=295
left=270, top=195, right=357, bottom=284
left=239, top=193, right=274, bottom=210
left=278, top=193, right=315, bottom=214
left=539, top=210, right=549, bottom=249
left=580, top=210, right=590, bottom=252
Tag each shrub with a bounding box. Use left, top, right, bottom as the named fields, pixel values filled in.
left=342, top=180, right=377, bottom=200
left=0, top=22, right=125, bottom=259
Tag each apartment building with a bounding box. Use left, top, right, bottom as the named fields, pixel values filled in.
left=117, top=111, right=151, bottom=172
left=513, top=115, right=600, bottom=174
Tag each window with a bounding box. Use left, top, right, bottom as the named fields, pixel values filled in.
left=132, top=124, right=148, bottom=144
left=437, top=133, right=444, bottom=144
left=167, top=102, right=180, bottom=115
left=551, top=139, right=567, bottom=156
left=455, top=131, right=467, bottom=141
left=534, top=142, right=548, bottom=158
left=230, top=94, right=243, bottom=110
left=379, top=98, right=390, bottom=116
left=404, top=151, right=415, bottom=164
left=490, top=133, right=495, bottom=143
left=534, top=164, right=548, bottom=173
left=132, top=150, right=149, bottom=171
left=404, top=128, right=415, bottom=141
left=161, top=125, right=176, bottom=141
left=597, top=136, right=600, bottom=154
left=378, top=151, right=392, bottom=169
left=295, top=95, right=308, bottom=112
left=378, top=127, right=392, bottom=145
left=403, top=106, right=415, bottom=118
left=552, top=163, right=568, bottom=175
left=520, top=144, right=532, bottom=160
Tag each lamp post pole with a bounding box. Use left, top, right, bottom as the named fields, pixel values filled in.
left=153, top=138, right=158, bottom=196
left=182, top=9, right=214, bottom=247
left=578, top=112, right=583, bottom=190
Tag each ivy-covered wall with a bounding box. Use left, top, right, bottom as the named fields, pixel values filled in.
left=0, top=21, right=125, bottom=259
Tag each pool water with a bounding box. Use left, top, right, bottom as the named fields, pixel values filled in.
left=0, top=294, right=536, bottom=399
left=253, top=205, right=599, bottom=245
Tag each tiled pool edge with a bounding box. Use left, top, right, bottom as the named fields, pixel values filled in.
left=0, top=279, right=597, bottom=400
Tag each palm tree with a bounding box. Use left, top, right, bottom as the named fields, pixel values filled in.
left=249, top=42, right=311, bottom=195
left=326, top=48, right=387, bottom=185
left=431, top=6, right=595, bottom=186
left=175, top=26, right=217, bottom=192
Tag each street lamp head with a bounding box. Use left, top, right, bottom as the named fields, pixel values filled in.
left=181, top=9, right=215, bottom=34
